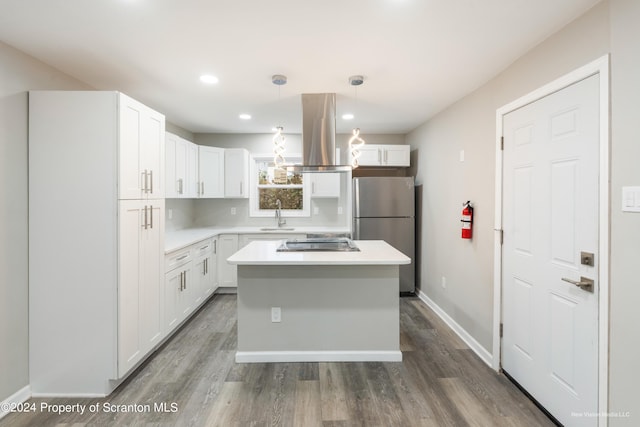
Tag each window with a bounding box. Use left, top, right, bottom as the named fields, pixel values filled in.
left=249, top=155, right=310, bottom=217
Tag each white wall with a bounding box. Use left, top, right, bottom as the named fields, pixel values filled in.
left=406, top=1, right=610, bottom=353
left=608, top=0, right=640, bottom=423
left=0, top=41, right=92, bottom=403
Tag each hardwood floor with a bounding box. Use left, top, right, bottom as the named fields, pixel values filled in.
left=0, top=295, right=555, bottom=427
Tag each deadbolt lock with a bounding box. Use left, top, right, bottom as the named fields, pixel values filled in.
left=581, top=251, right=594, bottom=266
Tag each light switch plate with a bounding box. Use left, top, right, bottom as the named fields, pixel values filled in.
left=271, top=307, right=281, bottom=323
left=622, top=187, right=640, bottom=212
left=231, top=207, right=237, bottom=215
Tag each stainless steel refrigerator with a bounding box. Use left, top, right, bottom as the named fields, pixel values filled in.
left=352, top=176, right=415, bottom=294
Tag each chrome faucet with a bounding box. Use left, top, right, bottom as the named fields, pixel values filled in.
left=275, top=199, right=286, bottom=228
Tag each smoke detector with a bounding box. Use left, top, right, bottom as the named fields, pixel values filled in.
left=349, top=75, right=364, bottom=86
left=272, top=75, right=287, bottom=86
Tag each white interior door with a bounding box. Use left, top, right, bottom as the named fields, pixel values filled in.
left=502, top=74, right=599, bottom=426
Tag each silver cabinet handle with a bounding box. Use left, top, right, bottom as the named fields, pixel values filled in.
left=200, top=245, right=210, bottom=251
left=377, top=149, right=381, bottom=164
left=176, top=254, right=188, bottom=261
left=150, top=205, right=153, bottom=229
left=178, top=178, right=183, bottom=195
left=183, top=271, right=187, bottom=289
left=240, top=182, right=243, bottom=195
left=312, top=182, right=316, bottom=194
left=384, top=150, right=388, bottom=163
left=214, top=240, right=217, bottom=254
left=149, top=170, right=153, bottom=194
left=561, top=276, right=594, bottom=292
left=203, top=259, right=207, bottom=275
left=179, top=271, right=183, bottom=291
left=142, top=170, right=147, bottom=193
left=143, top=205, right=148, bottom=229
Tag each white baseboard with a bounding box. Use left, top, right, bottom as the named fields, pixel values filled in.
left=417, top=290, right=494, bottom=367
left=236, top=350, right=403, bottom=363
left=0, top=385, right=31, bottom=420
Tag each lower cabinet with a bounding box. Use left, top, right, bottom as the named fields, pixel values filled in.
left=118, top=200, right=165, bottom=378
left=164, top=237, right=217, bottom=335
left=217, top=234, right=239, bottom=287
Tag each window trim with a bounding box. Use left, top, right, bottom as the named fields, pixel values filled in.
left=249, top=153, right=310, bottom=218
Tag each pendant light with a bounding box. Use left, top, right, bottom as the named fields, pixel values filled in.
left=348, top=75, right=366, bottom=168
left=272, top=74, right=287, bottom=169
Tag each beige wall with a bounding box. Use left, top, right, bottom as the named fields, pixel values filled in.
left=408, top=0, right=640, bottom=422
left=608, top=0, right=640, bottom=423
left=406, top=1, right=610, bottom=353
left=0, top=41, right=92, bottom=402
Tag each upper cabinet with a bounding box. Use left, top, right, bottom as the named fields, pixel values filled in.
left=198, top=146, right=225, bottom=198
left=224, top=148, right=250, bottom=198
left=309, top=173, right=341, bottom=198
left=356, top=144, right=410, bottom=167
left=119, top=94, right=165, bottom=199
left=166, top=133, right=199, bottom=199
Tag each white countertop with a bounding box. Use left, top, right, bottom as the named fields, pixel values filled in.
left=227, top=240, right=411, bottom=266
left=165, top=226, right=351, bottom=253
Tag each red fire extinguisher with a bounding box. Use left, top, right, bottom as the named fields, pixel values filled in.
left=461, top=201, right=473, bottom=239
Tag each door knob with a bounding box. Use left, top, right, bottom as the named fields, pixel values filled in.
left=561, top=276, right=594, bottom=293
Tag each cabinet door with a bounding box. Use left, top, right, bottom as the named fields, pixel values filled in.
left=199, top=146, right=225, bottom=198
left=164, top=268, right=182, bottom=334
left=118, top=94, right=165, bottom=199
left=310, top=173, right=340, bottom=198
left=139, top=202, right=164, bottom=354
left=118, top=201, right=143, bottom=376
left=224, top=149, right=250, bottom=198
left=119, top=96, right=144, bottom=199
left=217, top=234, right=239, bottom=287
left=208, top=237, right=218, bottom=295
left=383, top=145, right=410, bottom=166
left=118, top=200, right=164, bottom=377
left=165, top=133, right=178, bottom=198
left=356, top=145, right=382, bottom=166
left=140, top=108, right=165, bottom=199
left=186, top=141, right=199, bottom=198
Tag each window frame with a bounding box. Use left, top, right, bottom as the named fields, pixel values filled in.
left=249, top=153, right=310, bottom=218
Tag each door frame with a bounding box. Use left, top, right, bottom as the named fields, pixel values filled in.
left=493, top=55, right=610, bottom=425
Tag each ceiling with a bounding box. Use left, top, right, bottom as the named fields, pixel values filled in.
left=0, top=0, right=601, bottom=134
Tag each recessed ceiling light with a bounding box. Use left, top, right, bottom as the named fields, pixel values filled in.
left=239, top=113, right=251, bottom=120
left=342, top=113, right=355, bottom=120
left=199, top=74, right=219, bottom=84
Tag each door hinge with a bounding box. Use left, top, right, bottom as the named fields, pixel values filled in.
left=500, top=323, right=503, bottom=338
left=500, top=136, right=504, bottom=150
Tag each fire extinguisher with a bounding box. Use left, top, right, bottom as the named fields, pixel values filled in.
left=461, top=201, right=473, bottom=239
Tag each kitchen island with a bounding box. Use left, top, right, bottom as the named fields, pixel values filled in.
left=227, top=240, right=410, bottom=363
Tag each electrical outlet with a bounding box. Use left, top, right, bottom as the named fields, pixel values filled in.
left=441, top=276, right=447, bottom=289
left=337, top=206, right=343, bottom=215
left=271, top=307, right=281, bottom=323
left=230, top=207, right=237, bottom=215
left=313, top=206, right=320, bottom=215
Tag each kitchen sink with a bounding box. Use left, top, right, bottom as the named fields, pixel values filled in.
left=277, top=237, right=360, bottom=252
left=260, top=227, right=296, bottom=231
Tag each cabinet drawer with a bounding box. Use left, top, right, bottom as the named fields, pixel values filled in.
left=165, top=247, right=192, bottom=272
left=192, top=238, right=214, bottom=257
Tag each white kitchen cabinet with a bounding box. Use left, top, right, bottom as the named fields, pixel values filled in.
left=199, top=146, right=225, bottom=198
left=355, top=144, right=410, bottom=167
left=217, top=234, right=239, bottom=287
left=192, top=238, right=216, bottom=305
left=224, top=148, right=250, bottom=198
left=28, top=91, right=165, bottom=395
left=118, top=200, right=165, bottom=377
left=186, top=142, right=199, bottom=198
left=119, top=93, right=165, bottom=199
left=166, top=133, right=199, bottom=199
left=309, top=173, right=341, bottom=198
left=164, top=247, right=192, bottom=334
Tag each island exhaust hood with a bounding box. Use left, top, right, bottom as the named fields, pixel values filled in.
left=287, top=93, right=352, bottom=173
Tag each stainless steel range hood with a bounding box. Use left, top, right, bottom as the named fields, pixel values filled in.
left=287, top=93, right=352, bottom=173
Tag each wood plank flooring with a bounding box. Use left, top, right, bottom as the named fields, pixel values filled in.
left=0, top=295, right=555, bottom=427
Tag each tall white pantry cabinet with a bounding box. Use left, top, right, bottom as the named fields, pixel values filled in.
left=28, top=91, right=165, bottom=395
